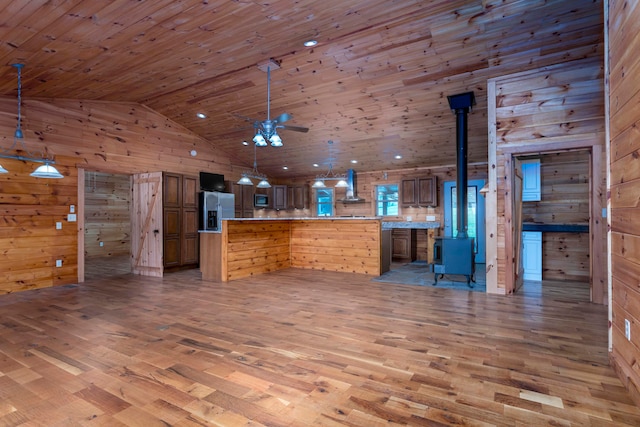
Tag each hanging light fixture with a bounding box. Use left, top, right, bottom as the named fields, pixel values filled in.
left=312, top=140, right=348, bottom=188
left=237, top=142, right=271, bottom=188
left=0, top=64, right=63, bottom=179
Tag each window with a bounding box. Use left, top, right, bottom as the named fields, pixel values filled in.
left=375, top=184, right=398, bottom=216
left=316, top=188, right=334, bottom=216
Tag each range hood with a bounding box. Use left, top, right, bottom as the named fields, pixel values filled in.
left=340, top=169, right=365, bottom=203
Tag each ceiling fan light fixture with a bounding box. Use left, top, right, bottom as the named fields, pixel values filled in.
left=269, top=132, right=282, bottom=147
left=253, top=132, right=267, bottom=146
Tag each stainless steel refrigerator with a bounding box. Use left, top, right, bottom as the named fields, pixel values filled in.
left=200, top=191, right=235, bottom=231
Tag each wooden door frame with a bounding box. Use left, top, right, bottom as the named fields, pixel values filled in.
left=500, top=144, right=605, bottom=302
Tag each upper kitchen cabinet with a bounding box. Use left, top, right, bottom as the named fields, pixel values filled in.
left=272, top=185, right=287, bottom=210
left=287, top=185, right=309, bottom=210
left=226, top=181, right=254, bottom=218
left=401, top=177, right=437, bottom=207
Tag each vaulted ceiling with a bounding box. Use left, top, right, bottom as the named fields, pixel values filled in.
left=0, top=0, right=603, bottom=179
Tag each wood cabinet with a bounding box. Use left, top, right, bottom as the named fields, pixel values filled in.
left=272, top=185, right=287, bottom=210
left=401, top=177, right=437, bottom=207
left=226, top=181, right=254, bottom=218
left=163, top=172, right=199, bottom=270
left=287, top=185, right=309, bottom=210
left=392, top=228, right=417, bottom=263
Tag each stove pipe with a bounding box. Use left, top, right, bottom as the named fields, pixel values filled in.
left=447, top=91, right=475, bottom=239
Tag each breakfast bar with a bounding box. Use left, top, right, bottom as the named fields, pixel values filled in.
left=200, top=217, right=384, bottom=282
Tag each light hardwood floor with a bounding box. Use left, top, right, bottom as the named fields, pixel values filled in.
left=0, top=266, right=637, bottom=426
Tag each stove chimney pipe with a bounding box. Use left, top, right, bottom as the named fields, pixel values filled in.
left=447, top=91, right=475, bottom=239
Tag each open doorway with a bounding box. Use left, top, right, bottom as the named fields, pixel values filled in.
left=516, top=151, right=592, bottom=299
left=83, top=171, right=132, bottom=280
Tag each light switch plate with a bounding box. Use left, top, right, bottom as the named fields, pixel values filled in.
left=426, top=215, right=436, bottom=221
left=56, top=222, right=62, bottom=230
left=56, top=260, right=62, bottom=267
left=67, top=213, right=77, bottom=222
left=70, top=205, right=75, bottom=213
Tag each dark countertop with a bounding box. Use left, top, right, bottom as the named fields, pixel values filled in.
left=382, top=221, right=440, bottom=230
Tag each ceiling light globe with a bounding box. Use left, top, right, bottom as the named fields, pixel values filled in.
left=269, top=133, right=282, bottom=147
left=253, top=133, right=267, bottom=146
left=237, top=175, right=253, bottom=185
left=30, top=163, right=64, bottom=179
left=312, top=179, right=326, bottom=188
left=335, top=179, right=348, bottom=188
left=257, top=179, right=271, bottom=188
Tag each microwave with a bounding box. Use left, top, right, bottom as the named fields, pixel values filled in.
left=254, top=193, right=269, bottom=207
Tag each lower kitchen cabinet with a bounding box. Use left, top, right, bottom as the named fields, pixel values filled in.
left=392, top=228, right=417, bottom=263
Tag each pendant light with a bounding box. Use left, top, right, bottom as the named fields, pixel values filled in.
left=0, top=64, right=64, bottom=179
left=312, top=140, right=348, bottom=188
left=237, top=143, right=270, bottom=187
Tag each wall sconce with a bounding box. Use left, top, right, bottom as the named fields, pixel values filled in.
left=0, top=64, right=63, bottom=179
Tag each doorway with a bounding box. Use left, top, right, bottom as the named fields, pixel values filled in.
left=83, top=171, right=132, bottom=280
left=517, top=151, right=592, bottom=293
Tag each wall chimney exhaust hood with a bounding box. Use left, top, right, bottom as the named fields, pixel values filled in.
left=339, top=169, right=365, bottom=203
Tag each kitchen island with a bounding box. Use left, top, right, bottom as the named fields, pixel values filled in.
left=200, top=217, right=384, bottom=282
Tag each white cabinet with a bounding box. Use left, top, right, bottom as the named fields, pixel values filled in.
left=522, top=231, right=542, bottom=281
left=521, top=159, right=541, bottom=201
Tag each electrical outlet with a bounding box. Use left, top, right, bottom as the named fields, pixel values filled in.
left=56, top=222, right=62, bottom=230
left=99, top=241, right=104, bottom=247
left=625, top=319, right=631, bottom=341
left=55, top=260, right=62, bottom=268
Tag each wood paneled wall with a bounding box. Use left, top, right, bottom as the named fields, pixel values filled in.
left=290, top=219, right=381, bottom=275
left=0, top=156, right=78, bottom=293
left=0, top=97, right=243, bottom=294
left=522, top=151, right=590, bottom=282
left=608, top=0, right=640, bottom=407
left=84, top=172, right=130, bottom=259
left=487, top=57, right=606, bottom=297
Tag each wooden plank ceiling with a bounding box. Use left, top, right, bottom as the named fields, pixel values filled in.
left=0, top=0, right=603, bottom=179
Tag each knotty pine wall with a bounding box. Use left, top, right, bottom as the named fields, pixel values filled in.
left=522, top=151, right=590, bottom=282
left=487, top=57, right=607, bottom=298
left=0, top=97, right=243, bottom=295
left=84, top=172, right=130, bottom=259
left=608, top=0, right=640, bottom=406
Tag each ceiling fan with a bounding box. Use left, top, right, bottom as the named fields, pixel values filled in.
left=236, top=60, right=309, bottom=147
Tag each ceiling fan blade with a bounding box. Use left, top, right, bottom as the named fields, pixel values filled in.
left=274, top=112, right=291, bottom=124
left=232, top=112, right=259, bottom=123
left=280, top=124, right=309, bottom=133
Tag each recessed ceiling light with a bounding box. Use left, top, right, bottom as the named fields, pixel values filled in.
left=304, top=40, right=318, bottom=47
left=242, top=141, right=249, bottom=146
left=394, top=155, right=402, bottom=159
left=196, top=112, right=207, bottom=119
left=313, top=163, right=319, bottom=167
left=283, top=166, right=288, bottom=170
left=350, top=160, right=358, bottom=164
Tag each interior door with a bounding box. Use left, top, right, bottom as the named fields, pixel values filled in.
left=131, top=172, right=163, bottom=277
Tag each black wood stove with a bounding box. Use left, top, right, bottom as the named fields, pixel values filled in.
left=432, top=91, right=476, bottom=287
